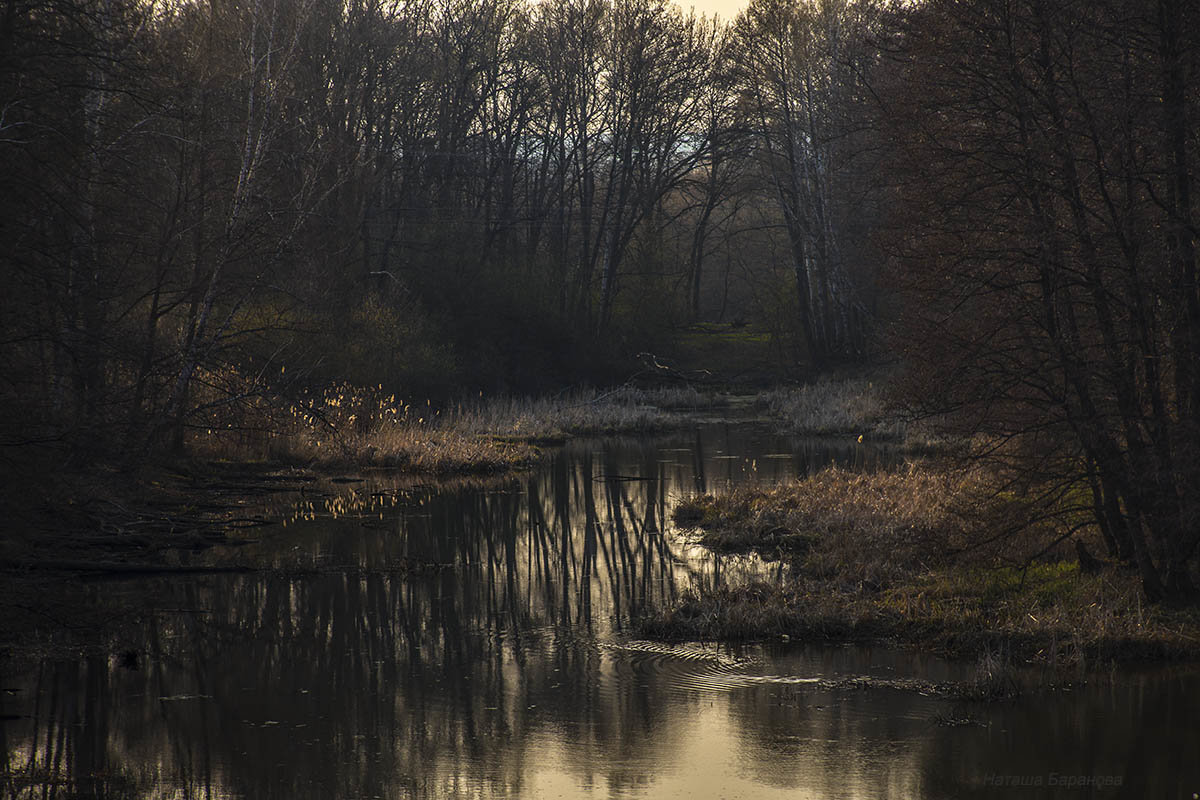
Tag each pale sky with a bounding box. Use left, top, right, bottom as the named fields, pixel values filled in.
left=674, top=0, right=749, bottom=22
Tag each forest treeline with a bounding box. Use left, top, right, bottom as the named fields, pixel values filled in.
left=1, top=0, right=886, bottom=461
left=2, top=0, right=1199, bottom=597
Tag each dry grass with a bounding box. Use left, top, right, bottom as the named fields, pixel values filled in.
left=674, top=465, right=982, bottom=587
left=755, top=376, right=959, bottom=452
left=445, top=387, right=688, bottom=441
left=189, top=383, right=528, bottom=473
left=657, top=465, right=1200, bottom=664
left=756, top=377, right=897, bottom=437
left=190, top=382, right=704, bottom=474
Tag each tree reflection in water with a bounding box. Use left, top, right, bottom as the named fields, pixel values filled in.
left=3, top=426, right=1197, bottom=799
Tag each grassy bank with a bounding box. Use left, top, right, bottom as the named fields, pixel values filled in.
left=190, top=383, right=718, bottom=475
left=4, top=384, right=713, bottom=569
left=754, top=376, right=957, bottom=454
left=648, top=466, right=1200, bottom=665
left=755, top=377, right=894, bottom=437
left=1, top=383, right=716, bottom=620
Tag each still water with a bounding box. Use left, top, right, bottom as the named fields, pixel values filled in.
left=3, top=424, right=1198, bottom=799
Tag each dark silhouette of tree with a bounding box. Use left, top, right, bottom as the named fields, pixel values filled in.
left=885, top=0, right=1200, bottom=600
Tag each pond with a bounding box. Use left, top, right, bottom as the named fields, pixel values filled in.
left=2, top=423, right=1198, bottom=798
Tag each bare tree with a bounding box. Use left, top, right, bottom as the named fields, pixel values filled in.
left=729, top=0, right=880, bottom=364
left=885, top=0, right=1200, bottom=600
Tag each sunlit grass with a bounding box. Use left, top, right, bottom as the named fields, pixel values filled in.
left=674, top=464, right=982, bottom=586
left=755, top=377, right=892, bottom=436
left=191, top=380, right=709, bottom=474
left=656, top=464, right=1200, bottom=664
left=755, top=375, right=959, bottom=452
left=265, top=384, right=536, bottom=474
left=444, top=387, right=696, bottom=442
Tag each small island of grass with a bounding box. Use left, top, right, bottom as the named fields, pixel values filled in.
left=639, top=379, right=1200, bottom=667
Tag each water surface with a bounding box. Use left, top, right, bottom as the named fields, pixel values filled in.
left=3, top=424, right=1197, bottom=798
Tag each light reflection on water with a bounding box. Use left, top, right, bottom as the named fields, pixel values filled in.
left=2, top=424, right=1198, bottom=799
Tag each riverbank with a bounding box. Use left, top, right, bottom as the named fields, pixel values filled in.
left=0, top=384, right=729, bottom=649
left=191, top=383, right=725, bottom=470
left=641, top=465, right=1200, bottom=665
left=3, top=386, right=719, bottom=551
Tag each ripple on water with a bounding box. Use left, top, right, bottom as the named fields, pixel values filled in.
left=592, top=639, right=962, bottom=700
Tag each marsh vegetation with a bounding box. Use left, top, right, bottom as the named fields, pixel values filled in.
left=645, top=370, right=1200, bottom=663
left=657, top=463, right=1200, bottom=664
left=192, top=384, right=712, bottom=474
